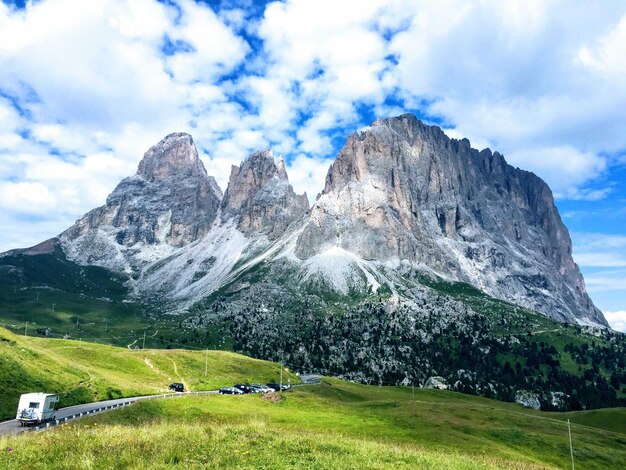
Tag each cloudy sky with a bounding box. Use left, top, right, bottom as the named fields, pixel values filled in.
left=1, top=0, right=625, bottom=331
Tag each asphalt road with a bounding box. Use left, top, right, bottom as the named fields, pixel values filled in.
left=0, top=392, right=216, bottom=438
left=0, top=378, right=316, bottom=438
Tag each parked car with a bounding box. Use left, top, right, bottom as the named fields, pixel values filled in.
left=169, top=383, right=184, bottom=392
left=266, top=383, right=282, bottom=392
left=234, top=384, right=252, bottom=394
left=15, top=393, right=59, bottom=426
left=250, top=384, right=273, bottom=394
left=219, top=387, right=243, bottom=395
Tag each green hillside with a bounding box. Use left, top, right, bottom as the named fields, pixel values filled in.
left=0, top=245, right=222, bottom=350
left=2, top=246, right=625, bottom=412
left=1, top=378, right=624, bottom=469
left=0, top=327, right=298, bottom=420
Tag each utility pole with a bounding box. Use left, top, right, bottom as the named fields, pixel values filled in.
left=76, top=316, right=79, bottom=327
left=205, top=349, right=208, bottom=376
left=567, top=419, right=575, bottom=470
left=280, top=350, right=285, bottom=392
left=142, top=331, right=146, bottom=350
left=412, top=383, right=415, bottom=417
left=104, top=318, right=108, bottom=332
left=36, top=292, right=40, bottom=302
left=24, top=322, right=27, bottom=337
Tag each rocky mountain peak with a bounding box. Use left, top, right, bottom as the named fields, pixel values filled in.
left=21, top=116, right=604, bottom=328
left=297, top=114, right=606, bottom=326
left=221, top=149, right=309, bottom=237
left=136, top=132, right=207, bottom=183
left=59, top=133, right=222, bottom=271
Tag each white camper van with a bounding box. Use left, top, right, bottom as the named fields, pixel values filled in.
left=15, top=393, right=59, bottom=426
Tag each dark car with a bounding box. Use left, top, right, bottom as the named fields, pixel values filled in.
left=169, top=383, right=184, bottom=392
left=219, top=387, right=243, bottom=395
left=234, top=384, right=252, bottom=394
left=266, top=383, right=282, bottom=392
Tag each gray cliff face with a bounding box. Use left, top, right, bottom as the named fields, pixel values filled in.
left=221, top=150, right=309, bottom=238
left=295, top=114, right=606, bottom=326
left=60, top=133, right=222, bottom=269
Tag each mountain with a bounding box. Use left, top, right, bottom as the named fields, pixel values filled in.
left=8, top=115, right=601, bottom=325
left=295, top=115, right=603, bottom=325
left=58, top=133, right=222, bottom=273
left=2, top=114, right=623, bottom=411
left=221, top=149, right=309, bottom=237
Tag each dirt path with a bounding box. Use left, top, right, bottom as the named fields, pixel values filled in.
left=532, top=328, right=560, bottom=335
left=167, top=356, right=189, bottom=391
left=144, top=358, right=173, bottom=382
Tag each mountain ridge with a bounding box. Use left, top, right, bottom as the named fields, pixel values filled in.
left=2, top=114, right=606, bottom=327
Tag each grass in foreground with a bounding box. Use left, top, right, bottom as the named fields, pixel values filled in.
left=0, top=327, right=298, bottom=420
left=2, top=379, right=625, bottom=469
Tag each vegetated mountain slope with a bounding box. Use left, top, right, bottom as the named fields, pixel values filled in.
left=1, top=379, right=625, bottom=469
left=195, top=259, right=626, bottom=411
left=0, top=327, right=297, bottom=421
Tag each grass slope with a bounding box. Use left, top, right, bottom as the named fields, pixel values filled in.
left=0, top=327, right=298, bottom=420
left=0, top=246, right=228, bottom=350
left=1, top=379, right=624, bottom=469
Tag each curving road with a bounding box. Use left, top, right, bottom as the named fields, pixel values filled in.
left=0, top=378, right=313, bottom=438
left=0, top=391, right=216, bottom=438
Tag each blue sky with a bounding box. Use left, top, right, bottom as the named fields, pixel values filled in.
left=0, top=0, right=625, bottom=330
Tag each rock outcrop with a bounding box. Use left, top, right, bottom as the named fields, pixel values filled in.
left=221, top=149, right=309, bottom=238
left=295, top=114, right=605, bottom=325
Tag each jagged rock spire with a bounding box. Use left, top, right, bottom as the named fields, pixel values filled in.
left=221, top=149, right=309, bottom=237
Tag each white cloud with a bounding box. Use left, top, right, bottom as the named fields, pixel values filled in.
left=575, top=253, right=626, bottom=268
left=573, top=233, right=626, bottom=268
left=0, top=0, right=626, bottom=266
left=286, top=153, right=332, bottom=203
left=164, top=0, right=249, bottom=83
left=505, top=146, right=607, bottom=197
left=256, top=0, right=395, bottom=153
left=570, top=233, right=626, bottom=313
left=576, top=16, right=626, bottom=76
left=584, top=270, right=626, bottom=293
left=603, top=310, right=626, bottom=333
left=0, top=181, right=57, bottom=214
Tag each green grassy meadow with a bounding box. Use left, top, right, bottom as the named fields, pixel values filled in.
left=1, top=379, right=625, bottom=469
left=0, top=327, right=298, bottom=420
